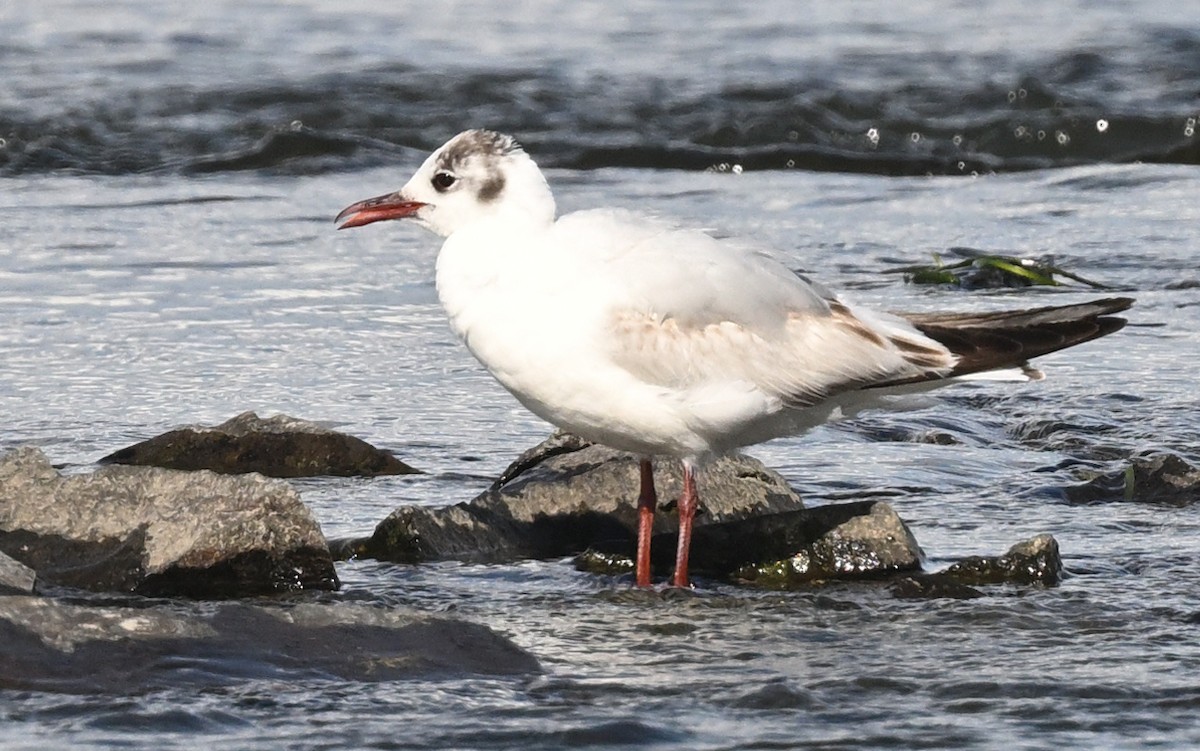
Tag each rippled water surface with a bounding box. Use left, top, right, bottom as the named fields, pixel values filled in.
left=3, top=2, right=1200, bottom=749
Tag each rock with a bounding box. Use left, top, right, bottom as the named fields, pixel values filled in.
left=0, top=447, right=338, bottom=597
left=577, top=500, right=923, bottom=586
left=887, top=535, right=1063, bottom=598
left=1064, top=453, right=1200, bottom=506
left=490, top=430, right=593, bottom=488
left=1010, top=416, right=1125, bottom=461
left=356, top=434, right=804, bottom=563
left=723, top=501, right=923, bottom=586
left=358, top=435, right=927, bottom=586
left=0, top=596, right=539, bottom=692
left=890, top=575, right=985, bottom=600
left=574, top=548, right=636, bottom=576
left=99, top=411, right=418, bottom=478
left=0, top=551, right=36, bottom=595
left=938, top=534, right=1063, bottom=587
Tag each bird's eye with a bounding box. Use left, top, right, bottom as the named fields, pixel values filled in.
left=432, top=171, right=458, bottom=192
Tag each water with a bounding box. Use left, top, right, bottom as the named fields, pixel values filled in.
left=3, top=1, right=1200, bottom=177
left=2, top=1, right=1200, bottom=749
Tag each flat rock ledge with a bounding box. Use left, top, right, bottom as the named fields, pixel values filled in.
left=99, top=411, right=419, bottom=478
left=0, top=447, right=337, bottom=597
left=339, top=433, right=806, bottom=565
left=0, top=597, right=539, bottom=693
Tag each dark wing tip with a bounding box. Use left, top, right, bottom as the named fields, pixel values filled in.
left=900, top=296, right=1135, bottom=378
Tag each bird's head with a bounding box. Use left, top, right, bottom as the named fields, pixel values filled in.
left=335, top=129, right=555, bottom=238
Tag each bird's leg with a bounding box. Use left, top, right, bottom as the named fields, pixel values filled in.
left=671, top=461, right=698, bottom=588
left=636, top=457, right=657, bottom=587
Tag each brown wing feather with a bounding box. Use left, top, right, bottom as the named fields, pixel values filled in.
left=880, top=297, right=1132, bottom=385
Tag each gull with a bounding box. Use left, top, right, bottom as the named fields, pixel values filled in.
left=336, top=129, right=1132, bottom=588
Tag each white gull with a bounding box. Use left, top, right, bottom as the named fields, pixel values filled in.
left=336, top=129, right=1131, bottom=588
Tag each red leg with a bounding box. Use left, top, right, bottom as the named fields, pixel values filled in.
left=671, top=461, right=698, bottom=588
left=636, top=458, right=657, bottom=587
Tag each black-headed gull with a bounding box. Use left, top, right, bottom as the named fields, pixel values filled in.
left=336, top=129, right=1132, bottom=588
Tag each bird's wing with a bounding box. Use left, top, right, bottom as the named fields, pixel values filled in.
left=607, top=300, right=955, bottom=408
left=557, top=210, right=956, bottom=407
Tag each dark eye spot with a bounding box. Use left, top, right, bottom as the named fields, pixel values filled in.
left=432, top=171, right=457, bottom=192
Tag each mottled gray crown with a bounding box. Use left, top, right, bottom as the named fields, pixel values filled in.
left=435, top=130, right=524, bottom=172
left=435, top=130, right=524, bottom=203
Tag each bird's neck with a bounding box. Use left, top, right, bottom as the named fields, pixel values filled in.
left=434, top=214, right=553, bottom=342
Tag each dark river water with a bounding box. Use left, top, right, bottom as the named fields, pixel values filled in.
left=3, top=1, right=1200, bottom=749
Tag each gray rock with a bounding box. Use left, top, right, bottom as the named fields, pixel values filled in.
left=0, top=551, right=36, bottom=595
left=938, top=533, right=1063, bottom=586
left=99, top=411, right=419, bottom=478
left=0, top=596, right=539, bottom=692
left=1065, top=453, right=1200, bottom=506
left=0, top=447, right=337, bottom=597
left=354, top=434, right=804, bottom=563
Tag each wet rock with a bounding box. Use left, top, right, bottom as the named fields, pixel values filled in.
left=0, top=551, right=36, bottom=595
left=357, top=434, right=804, bottom=564
left=574, top=548, right=636, bottom=576
left=888, top=535, right=1062, bottom=598
left=359, top=434, right=926, bottom=585
left=0, top=596, right=539, bottom=693
left=855, top=421, right=963, bottom=446
left=1064, top=453, right=1200, bottom=506
left=938, top=534, right=1062, bottom=587
left=890, top=575, right=985, bottom=600
left=99, top=411, right=418, bottom=478
left=0, top=447, right=338, bottom=597
left=577, top=500, right=923, bottom=585
left=1008, top=415, right=1131, bottom=465
left=725, top=501, right=923, bottom=586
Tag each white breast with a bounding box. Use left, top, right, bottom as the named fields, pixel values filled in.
left=434, top=217, right=718, bottom=456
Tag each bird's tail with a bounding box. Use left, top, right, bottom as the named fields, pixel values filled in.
left=886, top=297, right=1133, bottom=385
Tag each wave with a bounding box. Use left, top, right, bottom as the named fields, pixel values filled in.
left=2, top=45, right=1198, bottom=177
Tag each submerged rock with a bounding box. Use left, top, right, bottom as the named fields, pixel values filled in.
left=99, top=411, right=418, bottom=478
left=1065, top=453, right=1200, bottom=506
left=891, top=534, right=1063, bottom=599
left=938, top=534, right=1063, bottom=587
left=0, top=551, right=36, bottom=595
left=890, top=575, right=985, bottom=600
left=0, top=447, right=338, bottom=597
left=354, top=434, right=804, bottom=564
left=0, top=596, right=539, bottom=693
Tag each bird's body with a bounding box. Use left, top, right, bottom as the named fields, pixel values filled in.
left=438, top=206, right=954, bottom=458
left=337, top=129, right=1132, bottom=588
